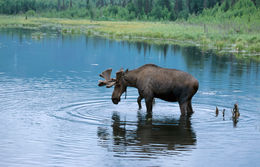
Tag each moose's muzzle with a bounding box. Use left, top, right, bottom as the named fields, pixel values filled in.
left=112, top=98, right=120, bottom=104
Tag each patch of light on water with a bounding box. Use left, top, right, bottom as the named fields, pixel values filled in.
left=91, top=64, right=99, bottom=66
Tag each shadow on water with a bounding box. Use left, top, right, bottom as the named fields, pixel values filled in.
left=97, top=112, right=196, bottom=159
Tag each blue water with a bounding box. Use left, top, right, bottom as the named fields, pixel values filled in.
left=0, top=28, right=260, bottom=167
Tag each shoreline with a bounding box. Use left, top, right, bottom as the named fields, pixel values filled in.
left=1, top=15, right=260, bottom=60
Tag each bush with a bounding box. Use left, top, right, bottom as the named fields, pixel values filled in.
left=126, top=11, right=136, bottom=20
left=117, top=7, right=129, bottom=20
left=25, top=10, right=35, bottom=16
left=178, top=10, right=189, bottom=20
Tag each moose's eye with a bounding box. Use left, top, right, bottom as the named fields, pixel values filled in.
left=115, top=84, right=121, bottom=88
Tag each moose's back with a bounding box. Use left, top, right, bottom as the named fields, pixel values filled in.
left=133, top=64, right=199, bottom=102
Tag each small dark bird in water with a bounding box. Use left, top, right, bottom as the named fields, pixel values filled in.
left=232, top=103, right=240, bottom=119
left=215, top=106, right=219, bottom=117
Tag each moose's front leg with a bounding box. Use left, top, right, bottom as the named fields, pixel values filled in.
left=137, top=95, right=143, bottom=109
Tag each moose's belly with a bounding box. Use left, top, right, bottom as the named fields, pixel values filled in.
left=154, top=92, right=179, bottom=102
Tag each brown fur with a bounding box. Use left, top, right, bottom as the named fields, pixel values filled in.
left=111, top=64, right=199, bottom=115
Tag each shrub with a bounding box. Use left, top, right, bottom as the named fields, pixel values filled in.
left=25, top=10, right=35, bottom=16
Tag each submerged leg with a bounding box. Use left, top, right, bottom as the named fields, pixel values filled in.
left=137, top=96, right=143, bottom=110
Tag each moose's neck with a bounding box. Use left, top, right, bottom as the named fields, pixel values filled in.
left=124, top=70, right=138, bottom=88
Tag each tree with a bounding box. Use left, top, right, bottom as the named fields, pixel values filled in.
left=62, top=0, right=65, bottom=10
left=58, top=0, right=61, bottom=10
left=0, top=0, right=254, bottom=20
left=204, top=0, right=208, bottom=8
left=86, top=0, right=89, bottom=9
left=185, top=0, right=191, bottom=12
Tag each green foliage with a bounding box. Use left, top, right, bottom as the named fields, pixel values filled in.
left=216, top=40, right=225, bottom=50
left=25, top=10, right=35, bottom=16
left=1, top=15, right=259, bottom=56
left=1, top=0, right=257, bottom=21
left=0, top=0, right=259, bottom=22
left=188, top=0, right=260, bottom=29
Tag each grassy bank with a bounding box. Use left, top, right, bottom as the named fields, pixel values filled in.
left=0, top=15, right=260, bottom=57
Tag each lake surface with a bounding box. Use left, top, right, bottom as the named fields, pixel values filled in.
left=0, top=28, right=260, bottom=167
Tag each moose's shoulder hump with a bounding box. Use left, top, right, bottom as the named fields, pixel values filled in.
left=142, top=64, right=159, bottom=68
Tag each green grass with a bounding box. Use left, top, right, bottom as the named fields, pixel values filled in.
left=0, top=15, right=260, bottom=57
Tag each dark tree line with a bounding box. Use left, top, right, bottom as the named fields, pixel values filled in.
left=0, top=0, right=259, bottom=20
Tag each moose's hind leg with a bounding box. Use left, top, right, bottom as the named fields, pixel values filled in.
left=179, top=101, right=189, bottom=115
left=137, top=96, right=143, bottom=110
left=187, top=100, right=194, bottom=115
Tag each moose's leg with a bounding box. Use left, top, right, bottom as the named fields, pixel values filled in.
left=179, top=101, right=188, bottom=115
left=145, top=97, right=154, bottom=114
left=187, top=100, right=194, bottom=115
left=152, top=98, right=155, bottom=105
left=137, top=95, right=143, bottom=110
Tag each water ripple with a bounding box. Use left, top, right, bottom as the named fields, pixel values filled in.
left=49, top=97, right=115, bottom=126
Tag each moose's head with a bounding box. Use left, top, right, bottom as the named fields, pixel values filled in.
left=98, top=68, right=128, bottom=104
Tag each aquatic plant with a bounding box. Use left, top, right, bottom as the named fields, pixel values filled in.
left=216, top=40, right=225, bottom=50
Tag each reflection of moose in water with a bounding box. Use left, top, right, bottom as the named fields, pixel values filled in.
left=97, top=112, right=196, bottom=158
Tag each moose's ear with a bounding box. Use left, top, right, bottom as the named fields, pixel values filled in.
left=125, top=69, right=129, bottom=73
left=116, top=71, right=124, bottom=80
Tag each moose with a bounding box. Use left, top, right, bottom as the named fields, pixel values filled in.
left=98, top=64, right=199, bottom=115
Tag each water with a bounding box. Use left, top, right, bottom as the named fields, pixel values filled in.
left=0, top=28, right=260, bottom=167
